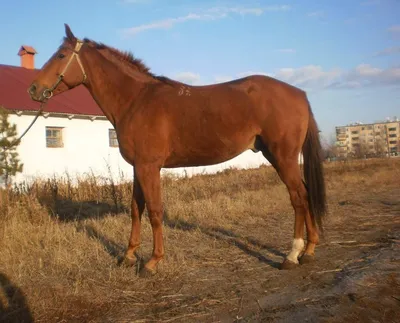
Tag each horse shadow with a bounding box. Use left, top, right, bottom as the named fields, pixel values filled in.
left=13, top=179, right=129, bottom=222
left=0, top=273, right=34, bottom=323
left=49, top=199, right=129, bottom=222
left=76, top=224, right=125, bottom=259
left=78, top=213, right=283, bottom=270
left=33, top=193, right=129, bottom=222
left=162, top=210, right=284, bottom=269
left=76, top=224, right=146, bottom=273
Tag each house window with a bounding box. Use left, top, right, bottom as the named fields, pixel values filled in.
left=46, top=127, right=63, bottom=148
left=388, top=127, right=396, bottom=131
left=109, top=129, right=118, bottom=147
left=389, top=134, right=397, bottom=138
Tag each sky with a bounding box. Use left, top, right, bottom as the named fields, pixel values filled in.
left=0, top=0, right=399, bottom=141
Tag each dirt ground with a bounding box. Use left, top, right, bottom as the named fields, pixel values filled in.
left=0, top=159, right=399, bottom=322
left=101, top=189, right=400, bottom=323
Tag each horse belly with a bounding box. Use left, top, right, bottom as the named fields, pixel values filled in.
left=164, top=131, right=256, bottom=168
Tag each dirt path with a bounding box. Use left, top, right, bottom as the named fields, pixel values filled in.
left=98, top=189, right=400, bottom=323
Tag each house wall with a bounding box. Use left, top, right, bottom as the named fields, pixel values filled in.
left=9, top=113, right=271, bottom=183
left=10, top=113, right=133, bottom=183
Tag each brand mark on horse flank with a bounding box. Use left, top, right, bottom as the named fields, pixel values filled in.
left=178, top=86, right=191, bottom=96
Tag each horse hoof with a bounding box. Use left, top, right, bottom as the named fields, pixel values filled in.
left=299, top=254, right=315, bottom=265
left=138, top=267, right=156, bottom=278
left=120, top=256, right=137, bottom=267
left=280, top=259, right=299, bottom=270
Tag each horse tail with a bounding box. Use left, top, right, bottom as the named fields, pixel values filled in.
left=302, top=100, right=327, bottom=232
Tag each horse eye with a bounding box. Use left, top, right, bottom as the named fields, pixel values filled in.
left=58, top=53, right=65, bottom=59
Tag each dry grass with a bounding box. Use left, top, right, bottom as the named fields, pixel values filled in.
left=0, top=157, right=399, bottom=322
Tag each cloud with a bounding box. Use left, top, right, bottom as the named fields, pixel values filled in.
left=361, top=0, right=380, bottom=5
left=122, top=13, right=224, bottom=35
left=307, top=11, right=324, bottom=18
left=214, top=75, right=233, bottom=83
left=273, top=65, right=342, bottom=89
left=336, top=64, right=400, bottom=88
left=344, top=17, right=357, bottom=25
left=373, top=46, right=400, bottom=57
left=121, top=0, right=149, bottom=3
left=121, top=5, right=291, bottom=36
left=237, top=71, right=271, bottom=78
left=236, top=64, right=400, bottom=90
left=274, top=48, right=296, bottom=54
left=388, top=25, right=400, bottom=34
left=173, top=63, right=400, bottom=91
left=208, top=5, right=291, bottom=16
left=174, top=72, right=201, bottom=85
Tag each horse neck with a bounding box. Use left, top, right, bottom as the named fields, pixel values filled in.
left=80, top=46, right=154, bottom=127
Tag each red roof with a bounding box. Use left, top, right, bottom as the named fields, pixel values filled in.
left=0, top=64, right=103, bottom=116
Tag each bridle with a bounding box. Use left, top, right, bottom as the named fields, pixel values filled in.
left=43, top=39, right=87, bottom=100
left=6, top=39, right=88, bottom=149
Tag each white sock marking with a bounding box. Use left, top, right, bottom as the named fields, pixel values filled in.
left=286, top=238, right=305, bottom=263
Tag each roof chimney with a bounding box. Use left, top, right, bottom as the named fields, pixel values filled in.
left=17, top=45, right=37, bottom=69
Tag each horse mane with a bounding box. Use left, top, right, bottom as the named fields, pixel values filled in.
left=64, top=37, right=175, bottom=85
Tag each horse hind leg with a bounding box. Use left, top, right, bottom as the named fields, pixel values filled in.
left=260, top=142, right=316, bottom=269
left=276, top=161, right=309, bottom=269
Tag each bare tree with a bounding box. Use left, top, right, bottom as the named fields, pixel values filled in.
left=396, top=140, right=400, bottom=155
left=321, top=133, right=338, bottom=160
left=375, top=137, right=387, bottom=157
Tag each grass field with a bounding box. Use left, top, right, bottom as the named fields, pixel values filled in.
left=0, top=158, right=399, bottom=322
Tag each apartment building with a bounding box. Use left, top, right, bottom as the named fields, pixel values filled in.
left=335, top=119, right=400, bottom=158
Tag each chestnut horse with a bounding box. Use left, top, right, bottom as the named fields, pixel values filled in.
left=28, top=24, right=327, bottom=277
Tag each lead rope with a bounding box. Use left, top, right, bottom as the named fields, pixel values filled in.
left=3, top=101, right=46, bottom=150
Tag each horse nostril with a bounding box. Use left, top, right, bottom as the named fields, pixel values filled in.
left=28, top=84, right=37, bottom=96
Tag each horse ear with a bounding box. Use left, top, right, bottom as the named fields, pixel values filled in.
left=64, top=23, right=76, bottom=41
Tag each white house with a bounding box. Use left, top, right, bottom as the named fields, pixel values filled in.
left=0, top=45, right=269, bottom=184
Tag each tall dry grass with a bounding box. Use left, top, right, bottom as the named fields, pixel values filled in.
left=0, top=157, right=399, bottom=322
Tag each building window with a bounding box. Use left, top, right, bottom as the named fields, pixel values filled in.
left=46, top=127, right=63, bottom=148
left=388, top=127, right=396, bottom=131
left=109, top=129, right=118, bottom=147
left=389, top=140, right=397, bottom=145
left=351, top=131, right=358, bottom=135
left=389, top=134, right=397, bottom=138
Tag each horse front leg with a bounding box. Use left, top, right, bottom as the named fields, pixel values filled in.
left=123, top=171, right=145, bottom=266
left=134, top=164, right=164, bottom=277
